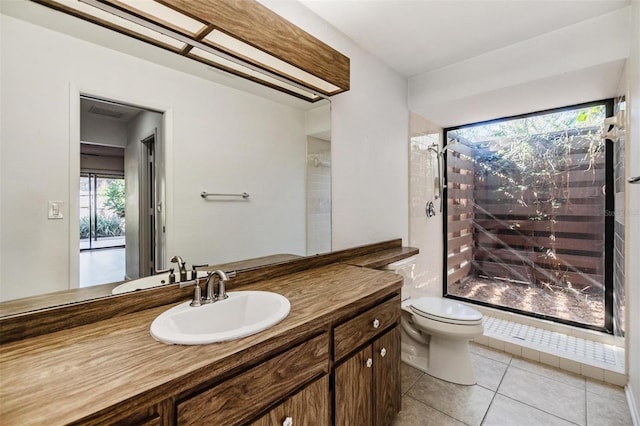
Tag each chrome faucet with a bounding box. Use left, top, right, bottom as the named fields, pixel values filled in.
left=170, top=255, right=188, bottom=282
left=203, top=270, right=236, bottom=303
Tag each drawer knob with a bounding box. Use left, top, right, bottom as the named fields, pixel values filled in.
left=380, top=347, right=387, bottom=357
left=283, top=416, right=293, bottom=426
left=366, top=358, right=373, bottom=368
left=372, top=319, right=380, bottom=329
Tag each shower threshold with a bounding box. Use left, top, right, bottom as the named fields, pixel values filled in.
left=472, top=312, right=626, bottom=387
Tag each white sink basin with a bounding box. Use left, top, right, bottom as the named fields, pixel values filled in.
left=150, top=291, right=291, bottom=345
left=112, top=271, right=208, bottom=295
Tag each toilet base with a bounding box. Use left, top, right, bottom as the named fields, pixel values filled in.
left=401, top=327, right=477, bottom=385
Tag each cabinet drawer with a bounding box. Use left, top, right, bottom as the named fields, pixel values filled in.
left=334, top=296, right=400, bottom=362
left=250, top=375, right=329, bottom=426
left=177, top=333, right=329, bottom=426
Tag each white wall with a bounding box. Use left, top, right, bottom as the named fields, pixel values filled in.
left=409, top=7, right=631, bottom=128
left=261, top=0, right=410, bottom=252
left=304, top=103, right=331, bottom=140
left=0, top=14, right=309, bottom=300
left=81, top=115, right=127, bottom=147
left=626, top=1, right=640, bottom=421
left=124, top=110, right=162, bottom=280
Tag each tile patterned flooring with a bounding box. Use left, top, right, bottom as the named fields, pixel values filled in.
left=394, top=342, right=633, bottom=426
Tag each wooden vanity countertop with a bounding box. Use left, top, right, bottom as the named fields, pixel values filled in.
left=343, top=246, right=419, bottom=269
left=0, top=263, right=401, bottom=425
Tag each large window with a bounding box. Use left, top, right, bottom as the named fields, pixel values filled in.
left=80, top=173, right=126, bottom=251
left=444, top=100, right=613, bottom=331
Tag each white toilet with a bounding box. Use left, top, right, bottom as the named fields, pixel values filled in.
left=381, top=257, right=484, bottom=385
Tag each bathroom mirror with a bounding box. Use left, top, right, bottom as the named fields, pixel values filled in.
left=0, top=1, right=332, bottom=311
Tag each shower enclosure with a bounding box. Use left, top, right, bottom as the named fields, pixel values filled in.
left=443, top=100, right=615, bottom=332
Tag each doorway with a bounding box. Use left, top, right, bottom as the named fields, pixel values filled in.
left=79, top=96, right=165, bottom=287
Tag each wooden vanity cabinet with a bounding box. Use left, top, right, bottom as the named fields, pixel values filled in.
left=333, top=296, right=401, bottom=426
left=373, top=327, right=401, bottom=426
left=250, top=376, right=330, bottom=426
left=335, top=344, right=374, bottom=425
left=176, top=333, right=329, bottom=426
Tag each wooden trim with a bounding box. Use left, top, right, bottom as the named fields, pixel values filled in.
left=159, top=0, right=350, bottom=94
left=0, top=240, right=406, bottom=344
left=32, top=0, right=350, bottom=99
left=342, top=247, right=419, bottom=269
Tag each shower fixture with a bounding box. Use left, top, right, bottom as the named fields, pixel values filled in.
left=428, top=138, right=456, bottom=213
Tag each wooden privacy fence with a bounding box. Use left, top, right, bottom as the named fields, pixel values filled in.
left=447, top=131, right=606, bottom=294
left=446, top=142, right=475, bottom=287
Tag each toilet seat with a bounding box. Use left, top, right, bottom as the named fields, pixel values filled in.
left=409, top=297, right=483, bottom=326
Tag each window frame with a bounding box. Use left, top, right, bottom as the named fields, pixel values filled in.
left=442, top=99, right=615, bottom=333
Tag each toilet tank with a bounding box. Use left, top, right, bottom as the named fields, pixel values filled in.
left=379, top=256, right=417, bottom=301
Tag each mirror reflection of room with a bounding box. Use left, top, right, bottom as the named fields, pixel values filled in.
left=79, top=98, right=164, bottom=287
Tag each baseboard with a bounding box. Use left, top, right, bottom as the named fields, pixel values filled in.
left=627, top=383, right=640, bottom=426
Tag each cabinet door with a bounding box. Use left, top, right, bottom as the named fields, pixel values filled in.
left=335, top=345, right=373, bottom=426
left=373, top=327, right=401, bottom=426
left=250, top=376, right=329, bottom=426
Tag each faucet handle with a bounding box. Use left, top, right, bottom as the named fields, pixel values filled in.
left=179, top=279, right=203, bottom=307
left=191, top=263, right=209, bottom=280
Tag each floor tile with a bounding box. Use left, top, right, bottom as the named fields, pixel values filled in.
left=471, top=353, right=508, bottom=391
left=393, top=396, right=465, bottom=426
left=586, top=378, right=627, bottom=401
left=510, top=356, right=585, bottom=389
left=498, top=365, right=586, bottom=425
left=604, top=370, right=628, bottom=387
left=469, top=342, right=512, bottom=364
left=407, top=373, right=494, bottom=426
left=581, top=364, right=604, bottom=381
left=483, top=394, right=576, bottom=426
left=401, top=362, right=424, bottom=395
left=586, top=390, right=633, bottom=425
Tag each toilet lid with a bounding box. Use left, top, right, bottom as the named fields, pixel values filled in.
left=410, top=297, right=483, bottom=324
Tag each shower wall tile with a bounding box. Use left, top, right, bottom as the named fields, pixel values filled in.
left=306, top=142, right=331, bottom=256
left=612, top=97, right=626, bottom=338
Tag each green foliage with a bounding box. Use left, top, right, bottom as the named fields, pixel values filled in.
left=101, top=180, right=125, bottom=218
left=79, top=215, right=124, bottom=239
left=453, top=105, right=606, bottom=144
left=461, top=105, right=606, bottom=204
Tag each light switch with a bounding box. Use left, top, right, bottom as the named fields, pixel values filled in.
left=48, top=201, right=64, bottom=219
